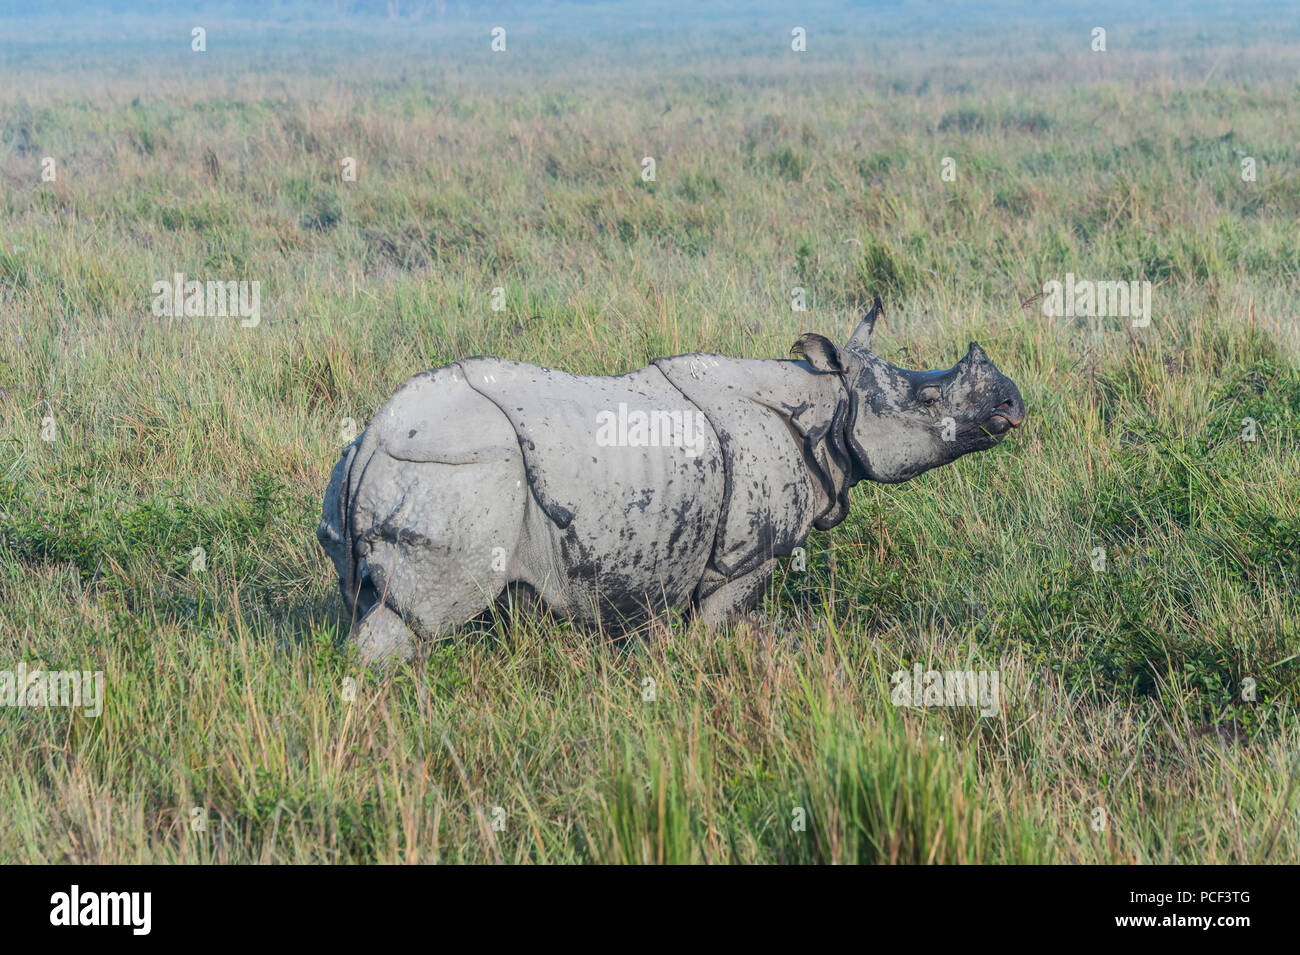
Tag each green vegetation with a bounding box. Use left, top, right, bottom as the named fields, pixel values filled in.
left=0, top=6, right=1297, bottom=862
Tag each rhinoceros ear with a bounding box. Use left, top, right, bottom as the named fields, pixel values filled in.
left=791, top=333, right=844, bottom=373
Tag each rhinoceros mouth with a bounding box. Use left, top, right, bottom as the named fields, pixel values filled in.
left=986, top=398, right=1025, bottom=433
left=974, top=413, right=1022, bottom=442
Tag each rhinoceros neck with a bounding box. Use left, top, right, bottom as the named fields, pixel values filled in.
left=653, top=355, right=861, bottom=532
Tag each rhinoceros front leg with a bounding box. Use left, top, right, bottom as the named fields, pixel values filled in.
left=693, top=558, right=780, bottom=629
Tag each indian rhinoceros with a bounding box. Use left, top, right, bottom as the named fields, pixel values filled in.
left=318, top=299, right=1025, bottom=660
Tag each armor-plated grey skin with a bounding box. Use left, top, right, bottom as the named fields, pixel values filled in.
left=318, top=299, right=1025, bottom=661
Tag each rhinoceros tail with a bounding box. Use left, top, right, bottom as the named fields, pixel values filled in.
left=317, top=436, right=366, bottom=616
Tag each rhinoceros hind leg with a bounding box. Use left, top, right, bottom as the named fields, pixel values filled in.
left=694, top=558, right=780, bottom=629
left=351, top=602, right=417, bottom=663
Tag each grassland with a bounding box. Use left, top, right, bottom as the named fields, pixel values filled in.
left=1, top=4, right=1298, bottom=862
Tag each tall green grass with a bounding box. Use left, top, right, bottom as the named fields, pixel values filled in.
left=0, top=9, right=1297, bottom=862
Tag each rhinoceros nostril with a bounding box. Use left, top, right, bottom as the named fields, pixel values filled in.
left=993, top=399, right=1024, bottom=427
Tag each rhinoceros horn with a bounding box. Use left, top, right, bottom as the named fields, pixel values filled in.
left=845, top=295, right=884, bottom=352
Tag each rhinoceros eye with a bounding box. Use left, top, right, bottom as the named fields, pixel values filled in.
left=918, top=387, right=941, bottom=407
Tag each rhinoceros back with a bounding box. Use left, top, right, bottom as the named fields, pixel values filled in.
left=459, top=357, right=725, bottom=622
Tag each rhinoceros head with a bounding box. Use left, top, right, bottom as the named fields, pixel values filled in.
left=794, top=297, right=1025, bottom=484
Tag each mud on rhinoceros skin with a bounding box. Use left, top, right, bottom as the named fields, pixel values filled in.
left=317, top=298, right=1026, bottom=661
